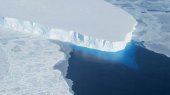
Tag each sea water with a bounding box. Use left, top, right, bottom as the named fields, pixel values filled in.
left=67, top=41, right=170, bottom=95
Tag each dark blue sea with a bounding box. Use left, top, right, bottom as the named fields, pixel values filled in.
left=66, top=41, right=170, bottom=95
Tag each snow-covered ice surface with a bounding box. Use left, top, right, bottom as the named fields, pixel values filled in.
left=108, top=0, right=170, bottom=57
left=0, top=29, right=73, bottom=95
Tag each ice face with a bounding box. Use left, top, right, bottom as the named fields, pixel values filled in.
left=108, top=0, right=170, bottom=57
left=0, top=17, right=136, bottom=52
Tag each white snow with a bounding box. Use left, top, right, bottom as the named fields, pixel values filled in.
left=0, top=29, right=73, bottom=95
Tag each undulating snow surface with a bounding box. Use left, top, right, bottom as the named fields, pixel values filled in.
left=0, top=29, right=73, bottom=95
left=108, top=0, right=170, bottom=57
left=0, top=17, right=135, bottom=52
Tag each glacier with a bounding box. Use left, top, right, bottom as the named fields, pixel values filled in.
left=107, top=0, right=170, bottom=57
left=0, top=0, right=169, bottom=95
left=0, top=1, right=137, bottom=95
left=0, top=16, right=136, bottom=52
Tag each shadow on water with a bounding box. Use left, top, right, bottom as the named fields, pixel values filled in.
left=66, top=41, right=170, bottom=95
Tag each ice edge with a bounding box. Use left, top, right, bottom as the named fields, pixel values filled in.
left=0, top=16, right=136, bottom=52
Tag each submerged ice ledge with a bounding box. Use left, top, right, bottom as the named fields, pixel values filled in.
left=0, top=16, right=136, bottom=52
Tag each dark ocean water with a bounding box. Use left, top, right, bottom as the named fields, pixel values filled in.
left=66, top=42, right=170, bottom=95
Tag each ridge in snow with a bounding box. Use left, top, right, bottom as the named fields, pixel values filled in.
left=0, top=16, right=136, bottom=52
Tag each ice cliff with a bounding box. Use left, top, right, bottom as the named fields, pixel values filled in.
left=107, top=0, right=170, bottom=57
left=1, top=0, right=169, bottom=55
left=0, top=16, right=135, bottom=52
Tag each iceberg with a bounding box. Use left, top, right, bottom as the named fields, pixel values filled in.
left=0, top=17, right=136, bottom=52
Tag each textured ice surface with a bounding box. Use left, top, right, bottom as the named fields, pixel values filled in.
left=108, top=0, right=170, bottom=57
left=0, top=30, right=73, bottom=95
left=0, top=17, right=135, bottom=52
left=0, top=46, right=9, bottom=80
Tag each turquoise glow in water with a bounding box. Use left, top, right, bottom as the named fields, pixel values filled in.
left=71, top=41, right=138, bottom=69
left=67, top=41, right=170, bottom=95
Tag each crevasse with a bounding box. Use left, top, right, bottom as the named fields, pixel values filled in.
left=0, top=16, right=136, bottom=52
